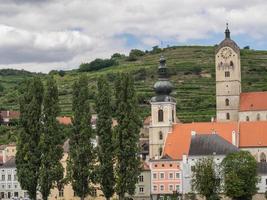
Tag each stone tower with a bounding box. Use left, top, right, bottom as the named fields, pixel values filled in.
left=215, top=24, right=241, bottom=121
left=149, top=56, right=176, bottom=159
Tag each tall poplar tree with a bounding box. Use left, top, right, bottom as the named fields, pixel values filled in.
left=114, top=73, right=142, bottom=200
left=67, top=75, right=95, bottom=200
left=96, top=76, right=115, bottom=200
left=39, top=76, right=64, bottom=200
left=16, top=77, right=44, bottom=200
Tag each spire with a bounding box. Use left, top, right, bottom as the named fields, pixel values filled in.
left=153, top=55, right=173, bottom=96
left=225, top=23, right=230, bottom=39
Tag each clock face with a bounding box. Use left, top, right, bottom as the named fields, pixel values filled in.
left=220, top=47, right=232, bottom=59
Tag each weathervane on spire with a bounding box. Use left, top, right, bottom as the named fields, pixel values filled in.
left=225, top=22, right=230, bottom=39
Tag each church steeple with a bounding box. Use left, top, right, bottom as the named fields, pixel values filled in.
left=153, top=55, right=173, bottom=96
left=225, top=23, right=230, bottom=39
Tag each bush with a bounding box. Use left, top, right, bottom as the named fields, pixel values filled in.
left=0, top=83, right=4, bottom=92
left=111, top=53, right=125, bottom=59
left=151, top=45, right=162, bottom=54
left=79, top=58, right=118, bottom=72
left=126, top=49, right=145, bottom=62
left=58, top=70, right=65, bottom=77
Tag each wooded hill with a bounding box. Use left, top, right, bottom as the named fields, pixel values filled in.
left=1, top=45, right=267, bottom=123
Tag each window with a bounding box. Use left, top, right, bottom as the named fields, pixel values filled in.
left=257, top=113, right=260, bottom=121
left=226, top=113, right=230, bottom=120
left=1, top=184, right=4, bottom=189
left=1, top=175, right=4, bottom=181
left=159, top=147, right=162, bottom=156
left=91, top=188, right=97, bottom=197
left=159, top=131, right=163, bottom=140
left=139, top=175, right=144, bottom=182
left=169, top=172, right=174, bottom=179
left=14, top=192, right=18, bottom=197
left=175, top=185, right=180, bottom=192
left=139, top=186, right=144, bottom=193
left=14, top=174, right=17, bottom=181
left=169, top=164, right=172, bottom=167
left=8, top=174, right=11, bottom=181
left=169, top=184, right=174, bottom=191
left=246, top=116, right=250, bottom=121
left=230, top=61, right=234, bottom=67
left=1, top=192, right=4, bottom=199
left=172, top=110, right=174, bottom=122
left=260, top=153, right=266, bottom=162
left=160, top=185, right=164, bottom=191
left=153, top=185, right=158, bottom=191
left=175, top=172, right=180, bottom=179
left=160, top=172, right=165, bottom=179
left=265, top=178, right=267, bottom=185
left=162, top=164, right=164, bottom=167
left=59, top=188, right=64, bottom=197
left=153, top=173, right=157, bottom=180
left=8, top=192, right=11, bottom=198
left=225, top=98, right=229, bottom=106
left=225, top=71, right=230, bottom=77
left=158, top=109, right=163, bottom=122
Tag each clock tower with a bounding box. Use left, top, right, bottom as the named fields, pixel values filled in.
left=149, top=56, right=176, bottom=159
left=215, top=24, right=241, bottom=121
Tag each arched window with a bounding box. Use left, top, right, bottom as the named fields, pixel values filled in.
left=159, top=147, right=163, bottom=156
left=226, top=113, right=230, bottom=120
left=159, top=131, right=163, bottom=140
left=257, top=113, right=260, bottom=121
left=158, top=109, right=163, bottom=122
left=246, top=116, right=250, bottom=121
left=225, top=98, right=229, bottom=106
left=230, top=61, right=234, bottom=67
left=260, top=153, right=266, bottom=162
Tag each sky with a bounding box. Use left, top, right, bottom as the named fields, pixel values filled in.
left=0, top=0, right=267, bottom=73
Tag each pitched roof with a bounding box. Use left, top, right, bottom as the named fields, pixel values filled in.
left=0, top=111, right=20, bottom=119
left=239, top=92, right=267, bottom=112
left=163, top=122, right=238, bottom=160
left=57, top=116, right=72, bottom=125
left=239, top=121, right=267, bottom=147
left=189, top=134, right=238, bottom=156
left=1, top=157, right=15, bottom=168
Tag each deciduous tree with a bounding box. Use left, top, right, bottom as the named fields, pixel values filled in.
left=96, top=76, right=115, bottom=200
left=114, top=73, right=142, bottom=200
left=16, top=77, right=44, bottom=200
left=221, top=151, right=258, bottom=200
left=39, top=76, right=64, bottom=200
left=67, top=75, right=95, bottom=200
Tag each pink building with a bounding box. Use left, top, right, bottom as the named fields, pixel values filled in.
left=150, top=157, right=182, bottom=199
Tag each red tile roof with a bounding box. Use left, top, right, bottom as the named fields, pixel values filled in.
left=57, top=116, right=72, bottom=125
left=163, top=122, right=238, bottom=160
left=239, top=121, right=267, bottom=147
left=239, top=92, right=267, bottom=111
left=0, top=111, right=20, bottom=119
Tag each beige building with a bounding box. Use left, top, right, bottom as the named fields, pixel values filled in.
left=149, top=56, right=177, bottom=159
left=215, top=25, right=267, bottom=122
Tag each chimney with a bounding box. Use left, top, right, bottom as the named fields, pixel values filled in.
left=182, top=154, right=188, bottom=163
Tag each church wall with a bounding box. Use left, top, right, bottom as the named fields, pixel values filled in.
left=239, top=111, right=267, bottom=122
left=240, top=147, right=267, bottom=162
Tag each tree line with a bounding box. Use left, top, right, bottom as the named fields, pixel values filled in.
left=191, top=151, right=259, bottom=200
left=16, top=73, right=141, bottom=200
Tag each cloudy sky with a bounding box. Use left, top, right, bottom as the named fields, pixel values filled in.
left=0, top=0, right=267, bottom=73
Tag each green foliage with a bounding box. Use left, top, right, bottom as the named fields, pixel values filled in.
left=111, top=53, right=125, bottom=59
left=221, top=151, right=258, bottom=200
left=191, top=157, right=221, bottom=200
left=184, top=192, right=197, bottom=200
left=0, top=83, right=4, bottom=92
left=39, top=76, right=64, bottom=200
left=79, top=58, right=118, bottom=72
left=58, top=70, right=66, bottom=77
left=126, top=49, right=145, bottom=62
left=16, top=77, right=44, bottom=200
left=151, top=45, right=162, bottom=54
left=67, top=75, right=95, bottom=200
left=114, top=73, right=142, bottom=200
left=96, top=76, right=115, bottom=200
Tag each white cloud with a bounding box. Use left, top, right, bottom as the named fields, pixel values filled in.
left=0, top=0, right=267, bottom=72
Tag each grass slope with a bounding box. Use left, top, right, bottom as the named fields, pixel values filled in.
left=1, top=46, right=267, bottom=123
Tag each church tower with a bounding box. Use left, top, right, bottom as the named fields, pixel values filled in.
left=149, top=56, right=176, bottom=159
left=215, top=24, right=241, bottom=121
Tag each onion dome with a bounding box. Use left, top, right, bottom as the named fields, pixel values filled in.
left=151, top=56, right=175, bottom=102
left=215, top=23, right=240, bottom=54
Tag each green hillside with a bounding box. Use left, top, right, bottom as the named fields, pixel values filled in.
left=1, top=45, right=267, bottom=123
